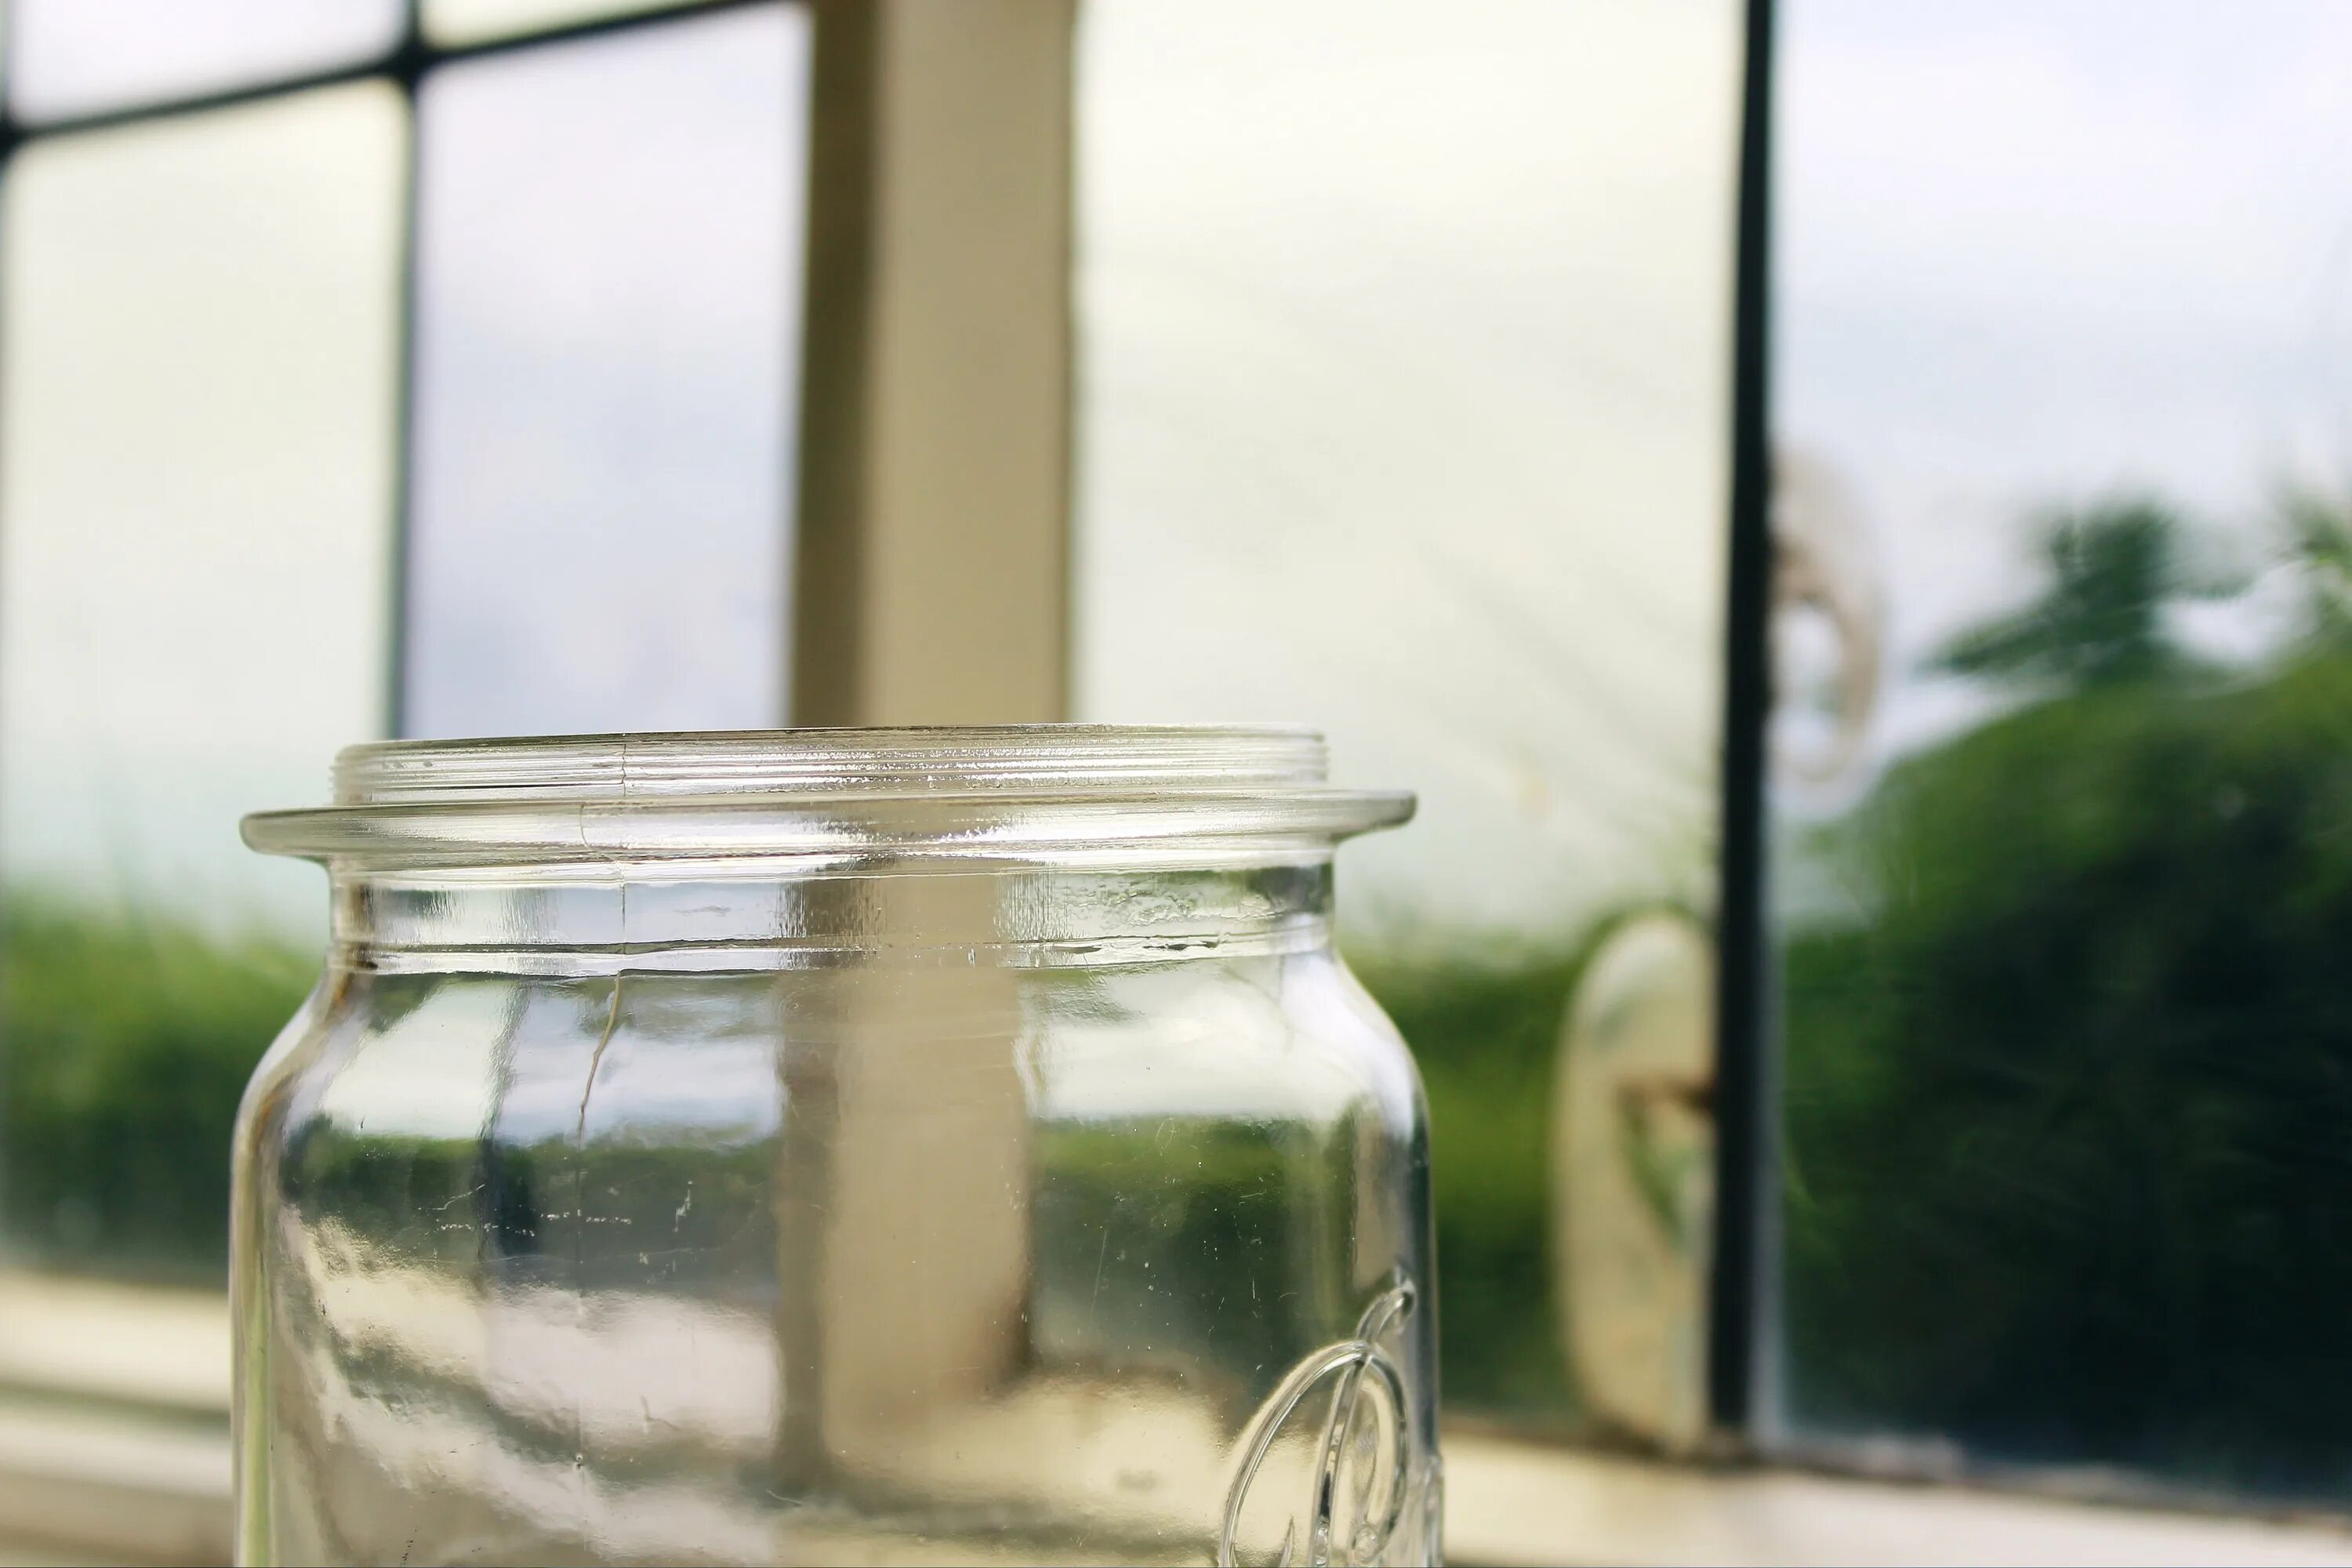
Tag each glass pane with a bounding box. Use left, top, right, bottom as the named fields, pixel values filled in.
left=422, top=0, right=702, bottom=50
left=1075, top=0, right=1743, bottom=1438
left=0, top=83, right=406, bottom=1277
left=1772, top=0, right=2352, bottom=1501
left=404, top=4, right=808, bottom=739
left=8, top=0, right=403, bottom=126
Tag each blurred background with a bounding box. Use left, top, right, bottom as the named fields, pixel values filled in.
left=5, top=0, right=2352, bottom=1563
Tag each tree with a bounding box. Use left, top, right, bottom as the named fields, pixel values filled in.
left=1930, top=498, right=2216, bottom=689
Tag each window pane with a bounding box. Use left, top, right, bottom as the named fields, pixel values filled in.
left=421, top=0, right=703, bottom=50
left=1075, top=0, right=1742, bottom=1435
left=1772, top=0, right=2352, bottom=1500
left=0, top=83, right=406, bottom=1276
left=7, top=0, right=403, bottom=126
left=404, top=5, right=808, bottom=739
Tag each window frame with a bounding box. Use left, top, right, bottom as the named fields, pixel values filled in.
left=0, top=0, right=2349, bottom=1562
left=0, top=0, right=1076, bottom=1557
left=0, top=0, right=820, bottom=742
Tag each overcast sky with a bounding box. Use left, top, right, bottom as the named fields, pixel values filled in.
left=1076, top=0, right=1743, bottom=950
left=0, top=82, right=405, bottom=938
left=0, top=6, right=805, bottom=938
left=1080, top=0, right=2352, bottom=951
left=1778, top=0, right=2352, bottom=778
left=7, top=0, right=2345, bottom=957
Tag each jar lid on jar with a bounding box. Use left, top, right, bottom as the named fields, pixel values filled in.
left=241, top=724, right=1414, bottom=871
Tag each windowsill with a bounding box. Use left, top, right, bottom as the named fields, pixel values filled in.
left=2, top=1386, right=2350, bottom=1568
left=0, top=1399, right=230, bottom=1566
left=0, top=1272, right=227, bottom=1415
left=1444, top=1432, right=2352, bottom=1566
left=5, top=1272, right=2349, bottom=1566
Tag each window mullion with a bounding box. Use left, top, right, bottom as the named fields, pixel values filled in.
left=789, top=0, right=1076, bottom=726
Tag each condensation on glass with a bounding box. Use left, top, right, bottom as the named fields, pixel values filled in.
left=233, top=728, right=1439, bottom=1566
left=0, top=84, right=405, bottom=1275
left=1073, top=0, right=1743, bottom=1442
left=404, top=4, right=807, bottom=739
left=5, top=0, right=404, bottom=125
left=1770, top=0, right=2352, bottom=1503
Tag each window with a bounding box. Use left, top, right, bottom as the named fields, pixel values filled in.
left=1073, top=0, right=1742, bottom=1443
left=403, top=11, right=806, bottom=738
left=8, top=1, right=405, bottom=125
left=1769, top=0, right=2352, bottom=1504
left=0, top=5, right=813, bottom=1557
left=1077, top=0, right=2352, bottom=1558
left=0, top=84, right=407, bottom=1282
left=12, top=0, right=2352, bottom=1561
left=0, top=0, right=811, bottom=1286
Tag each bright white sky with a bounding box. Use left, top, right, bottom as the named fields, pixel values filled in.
left=0, top=8, right=804, bottom=940
left=0, top=83, right=405, bottom=938
left=1778, top=0, right=2352, bottom=778
left=1075, top=0, right=1744, bottom=953
left=403, top=8, right=804, bottom=742
left=6, top=0, right=405, bottom=125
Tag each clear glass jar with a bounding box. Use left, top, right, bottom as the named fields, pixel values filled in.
left=233, top=727, right=1436, bottom=1566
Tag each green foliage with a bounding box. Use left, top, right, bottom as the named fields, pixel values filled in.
left=0, top=880, right=1586, bottom=1431
left=0, top=892, right=313, bottom=1280
left=1030, top=1119, right=1343, bottom=1399
left=1930, top=499, right=2228, bottom=689
left=1352, top=949, right=1583, bottom=1422
left=2276, top=482, right=2352, bottom=639
left=1786, top=512, right=2352, bottom=1492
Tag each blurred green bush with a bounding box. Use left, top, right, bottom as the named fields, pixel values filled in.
left=1784, top=646, right=2352, bottom=1490
left=0, top=892, right=312, bottom=1280
left=0, top=885, right=1586, bottom=1424
left=11, top=495, right=2349, bottom=1494
left=1783, top=496, right=2352, bottom=1494
left=1353, top=949, right=1585, bottom=1424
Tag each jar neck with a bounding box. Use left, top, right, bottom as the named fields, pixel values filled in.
left=328, top=859, right=1336, bottom=975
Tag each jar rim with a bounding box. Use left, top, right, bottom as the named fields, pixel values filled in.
left=243, top=725, right=1415, bottom=869
left=330, top=724, right=1330, bottom=803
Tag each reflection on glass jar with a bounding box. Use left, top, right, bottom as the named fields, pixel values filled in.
left=230, top=728, right=1438, bottom=1566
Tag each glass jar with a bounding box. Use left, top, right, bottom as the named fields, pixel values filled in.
left=233, top=727, right=1436, bottom=1566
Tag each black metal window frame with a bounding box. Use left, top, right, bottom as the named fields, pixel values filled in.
left=0, top=0, right=804, bottom=739
left=1713, top=0, right=1774, bottom=1443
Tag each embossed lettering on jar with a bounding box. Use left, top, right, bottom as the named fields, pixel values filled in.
left=231, top=728, right=1439, bottom=1566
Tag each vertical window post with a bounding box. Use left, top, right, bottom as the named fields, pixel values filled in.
left=792, top=0, right=1076, bottom=727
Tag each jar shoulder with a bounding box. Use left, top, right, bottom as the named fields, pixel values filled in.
left=232, top=967, right=350, bottom=1156
left=238, top=950, right=1425, bottom=1152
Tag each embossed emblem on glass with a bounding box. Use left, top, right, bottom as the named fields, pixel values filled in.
left=1221, top=1276, right=1432, bottom=1568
